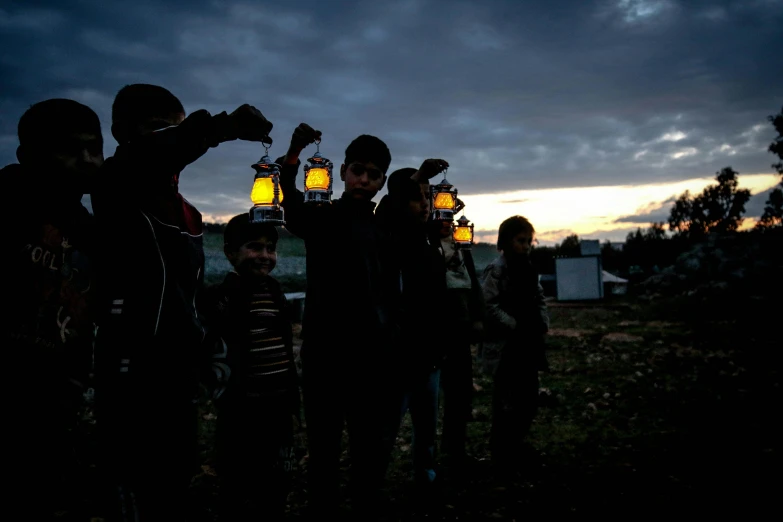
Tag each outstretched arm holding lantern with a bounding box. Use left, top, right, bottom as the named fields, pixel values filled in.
left=277, top=123, right=322, bottom=239
left=410, top=158, right=449, bottom=184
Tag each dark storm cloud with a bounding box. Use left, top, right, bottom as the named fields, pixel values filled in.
left=2, top=0, right=782, bottom=220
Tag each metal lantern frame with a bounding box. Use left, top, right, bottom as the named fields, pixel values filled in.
left=429, top=172, right=459, bottom=222
left=249, top=146, right=285, bottom=225
left=452, top=214, right=475, bottom=249
left=303, top=138, right=334, bottom=203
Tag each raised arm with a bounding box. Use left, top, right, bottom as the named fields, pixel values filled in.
left=97, top=104, right=274, bottom=197
left=278, top=123, right=322, bottom=240
left=409, top=158, right=449, bottom=183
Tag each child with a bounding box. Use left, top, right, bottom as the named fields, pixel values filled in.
left=199, top=214, right=300, bottom=521
left=277, top=125, right=401, bottom=518
left=375, top=162, right=450, bottom=503
left=2, top=98, right=104, bottom=520
left=429, top=213, right=485, bottom=474
left=481, top=215, right=549, bottom=479
left=91, top=83, right=274, bottom=521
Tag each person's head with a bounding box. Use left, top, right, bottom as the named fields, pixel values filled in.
left=111, top=84, right=186, bottom=144
left=224, top=213, right=279, bottom=281
left=385, top=167, right=429, bottom=224
left=340, top=134, right=391, bottom=201
left=16, top=98, right=104, bottom=198
left=497, top=215, right=536, bottom=258
left=432, top=218, right=453, bottom=239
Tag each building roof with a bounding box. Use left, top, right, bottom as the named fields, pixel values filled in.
left=602, top=270, right=628, bottom=284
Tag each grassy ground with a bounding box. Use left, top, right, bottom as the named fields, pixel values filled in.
left=189, top=296, right=781, bottom=520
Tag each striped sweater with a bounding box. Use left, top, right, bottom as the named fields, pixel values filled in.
left=199, top=271, right=300, bottom=415
left=243, top=286, right=294, bottom=398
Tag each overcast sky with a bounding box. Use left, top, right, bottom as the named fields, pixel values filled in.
left=1, top=0, right=781, bottom=242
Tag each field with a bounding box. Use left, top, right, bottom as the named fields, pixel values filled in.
left=203, top=231, right=501, bottom=290
left=189, top=295, right=781, bottom=520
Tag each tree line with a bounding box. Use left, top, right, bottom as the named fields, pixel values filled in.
left=531, top=106, right=783, bottom=279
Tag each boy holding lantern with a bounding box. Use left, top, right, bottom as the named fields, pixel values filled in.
left=91, top=83, right=275, bottom=521
left=481, top=215, right=549, bottom=480
left=277, top=124, right=401, bottom=519
left=198, top=213, right=301, bottom=521
left=429, top=209, right=486, bottom=476
left=374, top=160, right=451, bottom=509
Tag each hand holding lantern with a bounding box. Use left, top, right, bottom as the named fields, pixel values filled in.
left=414, top=158, right=449, bottom=182
left=249, top=142, right=285, bottom=225
left=429, top=169, right=458, bottom=222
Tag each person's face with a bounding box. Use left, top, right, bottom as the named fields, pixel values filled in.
left=340, top=161, right=386, bottom=201
left=406, top=182, right=430, bottom=224
left=21, top=131, right=105, bottom=197
left=227, top=235, right=278, bottom=281
left=434, top=218, right=452, bottom=239
left=507, top=231, right=534, bottom=258
left=141, top=112, right=186, bottom=189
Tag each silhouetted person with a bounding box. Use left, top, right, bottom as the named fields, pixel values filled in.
left=91, top=83, right=274, bottom=521
left=376, top=162, right=450, bottom=511
left=482, top=215, right=549, bottom=479
left=2, top=98, right=104, bottom=520
left=430, top=214, right=485, bottom=474
left=278, top=127, right=400, bottom=519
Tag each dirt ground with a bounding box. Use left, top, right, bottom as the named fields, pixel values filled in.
left=185, top=297, right=781, bottom=520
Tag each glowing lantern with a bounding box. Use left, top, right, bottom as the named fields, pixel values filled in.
left=249, top=150, right=284, bottom=225
left=452, top=215, right=474, bottom=248
left=303, top=138, right=333, bottom=203
left=430, top=172, right=458, bottom=221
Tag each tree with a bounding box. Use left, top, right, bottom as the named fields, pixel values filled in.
left=555, top=234, right=581, bottom=257
left=668, top=167, right=751, bottom=238
left=622, top=222, right=677, bottom=275
left=530, top=245, right=556, bottom=274
left=757, top=106, right=783, bottom=228
left=600, top=240, right=623, bottom=273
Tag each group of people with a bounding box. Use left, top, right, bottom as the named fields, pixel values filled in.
left=3, top=84, right=549, bottom=521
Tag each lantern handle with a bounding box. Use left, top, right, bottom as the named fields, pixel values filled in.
left=262, top=141, right=271, bottom=156
left=314, top=137, right=321, bottom=153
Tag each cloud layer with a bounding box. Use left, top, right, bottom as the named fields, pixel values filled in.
left=2, top=0, right=781, bottom=225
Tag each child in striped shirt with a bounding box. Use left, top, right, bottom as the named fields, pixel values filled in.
left=200, top=213, right=301, bottom=521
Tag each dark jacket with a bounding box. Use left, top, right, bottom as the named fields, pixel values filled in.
left=92, top=110, right=233, bottom=404
left=199, top=271, right=300, bottom=419
left=278, top=159, right=400, bottom=365
left=2, top=163, right=96, bottom=399
left=376, top=183, right=448, bottom=374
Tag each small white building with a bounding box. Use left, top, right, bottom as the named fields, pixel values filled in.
left=555, top=256, right=604, bottom=300
left=554, top=239, right=605, bottom=301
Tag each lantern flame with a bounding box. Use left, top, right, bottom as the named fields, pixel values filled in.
left=251, top=177, right=283, bottom=206
left=453, top=225, right=473, bottom=243
left=433, top=192, right=455, bottom=210
left=305, top=167, right=330, bottom=191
